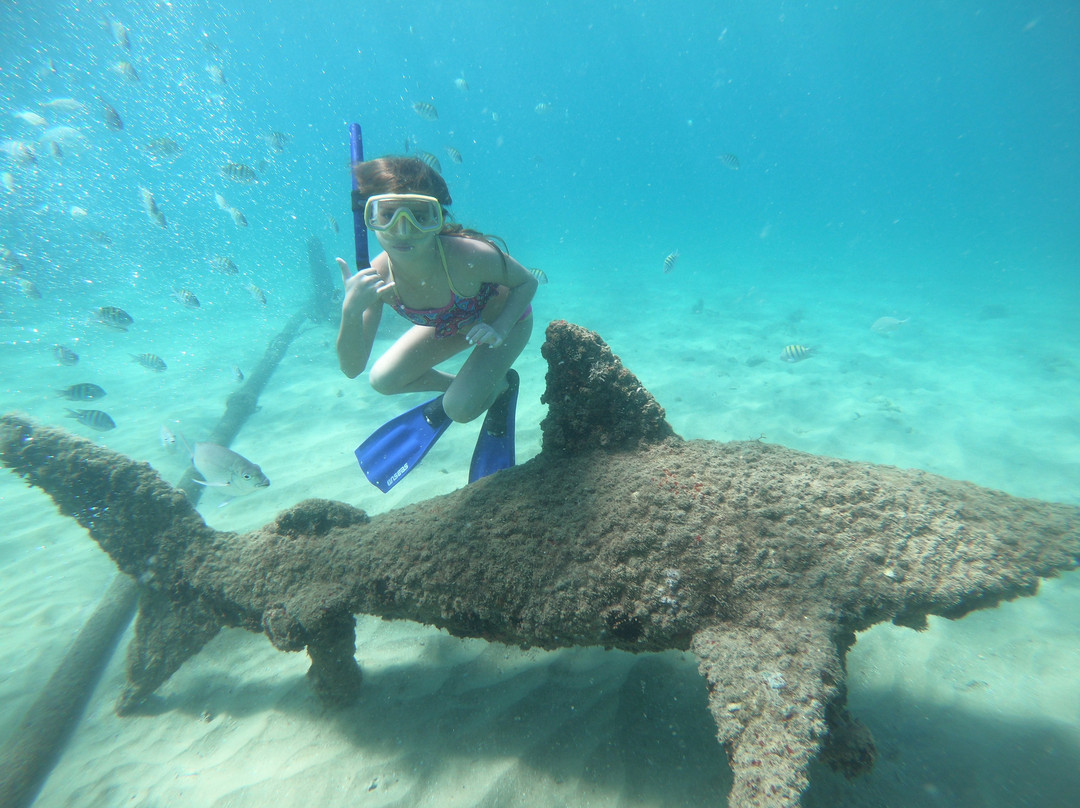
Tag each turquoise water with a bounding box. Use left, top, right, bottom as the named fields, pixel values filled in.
left=2, top=2, right=1078, bottom=806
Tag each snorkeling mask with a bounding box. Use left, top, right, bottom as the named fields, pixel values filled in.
left=364, top=194, right=445, bottom=234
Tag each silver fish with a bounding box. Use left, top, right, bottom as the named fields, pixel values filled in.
left=97, top=305, right=134, bottom=330
left=412, top=101, right=438, bottom=120
left=206, top=64, right=227, bottom=85
left=160, top=424, right=177, bottom=452
left=132, top=353, right=167, bottom=372
left=454, top=76, right=469, bottom=92
left=232, top=365, right=244, bottom=382
left=230, top=207, right=248, bottom=227
left=871, top=316, right=909, bottom=334
left=57, top=383, right=106, bottom=401
left=445, top=146, right=463, bottom=164
left=534, top=102, right=552, bottom=114
left=66, top=408, right=116, bottom=431
left=40, top=98, right=86, bottom=112
left=529, top=268, right=549, bottom=285
left=18, top=278, right=41, bottom=299
left=327, top=213, right=339, bottom=233
left=110, top=20, right=131, bottom=50
left=247, top=283, right=267, bottom=305
left=139, top=187, right=167, bottom=229
left=113, top=61, right=139, bottom=82
left=662, top=250, right=680, bottom=274
left=779, top=344, right=814, bottom=363
left=182, top=437, right=270, bottom=495
left=13, top=110, right=48, bottom=127
left=99, top=97, right=123, bottom=131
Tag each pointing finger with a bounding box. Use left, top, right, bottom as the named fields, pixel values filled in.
left=336, top=257, right=353, bottom=284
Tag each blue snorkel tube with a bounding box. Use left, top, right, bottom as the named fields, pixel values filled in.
left=349, top=123, right=369, bottom=268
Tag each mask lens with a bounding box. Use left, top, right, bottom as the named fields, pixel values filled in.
left=365, top=195, right=443, bottom=233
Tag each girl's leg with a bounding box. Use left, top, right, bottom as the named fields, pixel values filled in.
left=368, top=326, right=468, bottom=395
left=443, top=315, right=533, bottom=423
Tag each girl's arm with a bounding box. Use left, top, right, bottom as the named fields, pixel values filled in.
left=335, top=258, right=392, bottom=378
left=465, top=243, right=538, bottom=346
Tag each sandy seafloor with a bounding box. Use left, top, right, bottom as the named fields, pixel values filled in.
left=1, top=256, right=1078, bottom=808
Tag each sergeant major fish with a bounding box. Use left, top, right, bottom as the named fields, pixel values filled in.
left=54, top=344, right=79, bottom=365
left=412, top=101, right=438, bottom=120
left=56, top=383, right=106, bottom=401
left=779, top=344, right=814, bottom=363
left=221, top=162, right=258, bottom=183
left=132, top=353, right=167, bottom=371
left=66, top=408, right=116, bottom=431
left=662, top=250, right=680, bottom=274
left=96, top=305, right=133, bottom=330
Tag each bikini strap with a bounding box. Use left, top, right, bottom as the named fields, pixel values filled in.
left=436, top=238, right=463, bottom=297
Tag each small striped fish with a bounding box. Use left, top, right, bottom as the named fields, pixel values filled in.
left=97, top=305, right=133, bottom=330
left=173, top=288, right=200, bottom=309
left=132, top=353, right=167, bottom=371
left=412, top=101, right=438, bottom=120
left=66, top=408, right=116, bottom=431
left=413, top=149, right=442, bottom=174
left=54, top=344, right=79, bottom=365
left=445, top=146, right=463, bottom=164
left=779, top=344, right=814, bottom=363
left=221, top=162, right=258, bottom=183
left=662, top=250, right=680, bottom=274
left=56, top=383, right=106, bottom=401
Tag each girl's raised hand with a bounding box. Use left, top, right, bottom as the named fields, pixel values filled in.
left=337, top=258, right=395, bottom=316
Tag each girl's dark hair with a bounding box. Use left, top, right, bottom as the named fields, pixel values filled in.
left=352, top=157, right=508, bottom=273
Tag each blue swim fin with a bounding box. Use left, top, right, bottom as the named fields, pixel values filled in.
left=355, top=395, right=453, bottom=492
left=469, top=370, right=519, bottom=484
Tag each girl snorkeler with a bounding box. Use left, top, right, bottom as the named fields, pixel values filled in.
left=337, top=156, right=538, bottom=490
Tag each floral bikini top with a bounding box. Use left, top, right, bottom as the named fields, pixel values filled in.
left=387, top=238, right=500, bottom=339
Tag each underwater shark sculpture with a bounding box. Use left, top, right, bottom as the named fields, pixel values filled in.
left=2, top=320, right=1077, bottom=808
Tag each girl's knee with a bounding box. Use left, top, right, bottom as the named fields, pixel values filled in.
left=368, top=366, right=401, bottom=396
left=441, top=392, right=485, bottom=424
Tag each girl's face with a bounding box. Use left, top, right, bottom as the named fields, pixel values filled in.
left=366, top=193, right=444, bottom=255
left=374, top=221, right=437, bottom=255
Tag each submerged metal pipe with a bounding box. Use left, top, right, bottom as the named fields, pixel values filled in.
left=0, top=305, right=311, bottom=808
